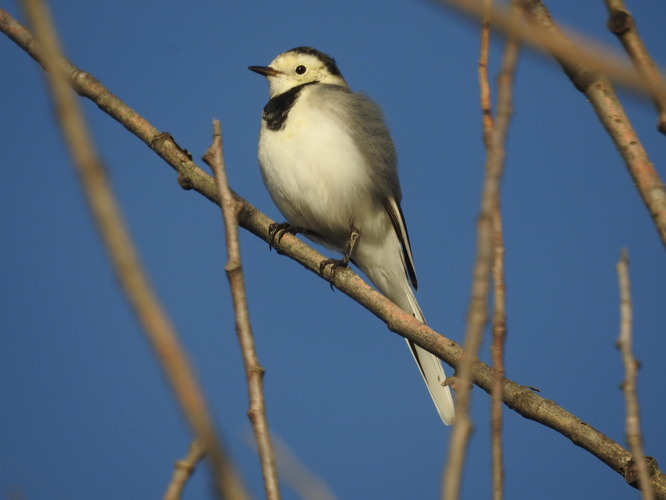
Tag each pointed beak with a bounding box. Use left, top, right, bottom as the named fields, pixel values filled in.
left=248, top=65, right=281, bottom=77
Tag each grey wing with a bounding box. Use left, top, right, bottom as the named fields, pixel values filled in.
left=321, top=86, right=418, bottom=288
left=323, top=86, right=402, bottom=201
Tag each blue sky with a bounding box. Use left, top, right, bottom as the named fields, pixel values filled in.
left=1, top=1, right=665, bottom=499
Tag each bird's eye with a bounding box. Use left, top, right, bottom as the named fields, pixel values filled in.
left=295, top=65, right=307, bottom=75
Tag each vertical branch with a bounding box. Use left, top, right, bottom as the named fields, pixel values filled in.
left=489, top=6, right=519, bottom=500
left=203, top=121, right=280, bottom=500
left=605, top=0, right=666, bottom=134
left=19, top=2, right=248, bottom=499
left=616, top=250, right=653, bottom=500
left=477, top=3, right=504, bottom=499
left=479, top=0, right=495, bottom=143
left=443, top=2, right=518, bottom=498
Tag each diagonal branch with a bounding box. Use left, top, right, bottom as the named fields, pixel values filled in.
left=434, top=0, right=666, bottom=105
left=605, top=0, right=666, bottom=134
left=15, top=2, right=248, bottom=499
left=2, top=8, right=665, bottom=497
left=433, top=0, right=666, bottom=250
left=516, top=0, right=666, bottom=249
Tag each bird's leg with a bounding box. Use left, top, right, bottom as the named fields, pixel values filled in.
left=268, top=222, right=301, bottom=252
left=319, top=226, right=360, bottom=278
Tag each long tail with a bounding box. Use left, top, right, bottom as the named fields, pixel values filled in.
left=400, top=285, right=455, bottom=425
left=355, top=241, right=455, bottom=425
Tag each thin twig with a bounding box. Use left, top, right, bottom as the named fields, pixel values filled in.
left=3, top=10, right=665, bottom=496
left=616, top=250, right=654, bottom=500
left=488, top=3, right=519, bottom=499
left=434, top=0, right=666, bottom=105
left=163, top=439, right=207, bottom=500
left=442, top=0, right=511, bottom=495
left=604, top=0, right=666, bottom=134
left=17, top=2, right=248, bottom=499
left=442, top=2, right=517, bottom=497
left=203, top=121, right=280, bottom=500
left=478, top=0, right=495, bottom=143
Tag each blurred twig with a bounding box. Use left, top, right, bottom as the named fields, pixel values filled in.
left=605, top=0, right=666, bottom=134
left=434, top=0, right=666, bottom=104
left=203, top=121, right=280, bottom=500
left=442, top=1, right=516, bottom=496
left=2, top=8, right=666, bottom=497
left=616, top=250, right=654, bottom=500
left=163, top=439, right=207, bottom=500
left=245, top=432, right=338, bottom=500
left=17, top=2, right=248, bottom=499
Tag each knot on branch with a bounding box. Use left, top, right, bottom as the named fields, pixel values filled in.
left=607, top=9, right=633, bottom=35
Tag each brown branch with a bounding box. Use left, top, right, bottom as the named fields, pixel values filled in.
left=478, top=0, right=495, bottom=143
left=605, top=0, right=666, bottom=134
left=16, top=3, right=248, bottom=499
left=433, top=0, right=666, bottom=249
left=442, top=1, right=496, bottom=496
left=617, top=250, right=654, bottom=500
left=442, top=1, right=516, bottom=495
left=516, top=0, right=666, bottom=247
left=203, top=122, right=281, bottom=500
left=163, top=439, right=207, bottom=500
left=489, top=3, right=519, bottom=499
left=435, top=0, right=666, bottom=105
left=2, top=9, right=665, bottom=497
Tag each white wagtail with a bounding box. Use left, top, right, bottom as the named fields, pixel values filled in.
left=249, top=47, right=454, bottom=425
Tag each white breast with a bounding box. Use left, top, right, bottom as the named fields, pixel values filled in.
left=258, top=86, right=384, bottom=250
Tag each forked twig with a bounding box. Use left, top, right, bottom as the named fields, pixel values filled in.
left=163, top=439, right=207, bottom=500
left=203, top=121, right=280, bottom=500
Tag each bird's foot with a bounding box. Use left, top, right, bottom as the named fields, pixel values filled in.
left=268, top=222, right=301, bottom=251
left=319, top=257, right=350, bottom=280
left=319, top=226, right=360, bottom=283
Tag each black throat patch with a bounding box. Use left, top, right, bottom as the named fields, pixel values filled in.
left=263, top=81, right=318, bottom=131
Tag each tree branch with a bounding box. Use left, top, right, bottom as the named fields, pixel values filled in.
left=605, top=0, right=666, bottom=134
left=434, top=0, right=666, bottom=104
left=617, top=250, right=654, bottom=500
left=203, top=121, right=281, bottom=500
left=517, top=0, right=666, bottom=252
left=434, top=0, right=666, bottom=251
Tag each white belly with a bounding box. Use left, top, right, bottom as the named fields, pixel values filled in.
left=258, top=94, right=384, bottom=251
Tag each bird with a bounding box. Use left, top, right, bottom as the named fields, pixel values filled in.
left=249, top=46, right=454, bottom=425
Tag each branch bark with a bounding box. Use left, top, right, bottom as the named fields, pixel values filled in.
left=203, top=121, right=281, bottom=500
left=605, top=0, right=666, bottom=134
left=617, top=250, right=654, bottom=500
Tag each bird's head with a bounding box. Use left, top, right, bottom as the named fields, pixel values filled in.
left=249, top=46, right=348, bottom=97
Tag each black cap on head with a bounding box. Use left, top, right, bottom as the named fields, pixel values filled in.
left=287, top=46, right=342, bottom=76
